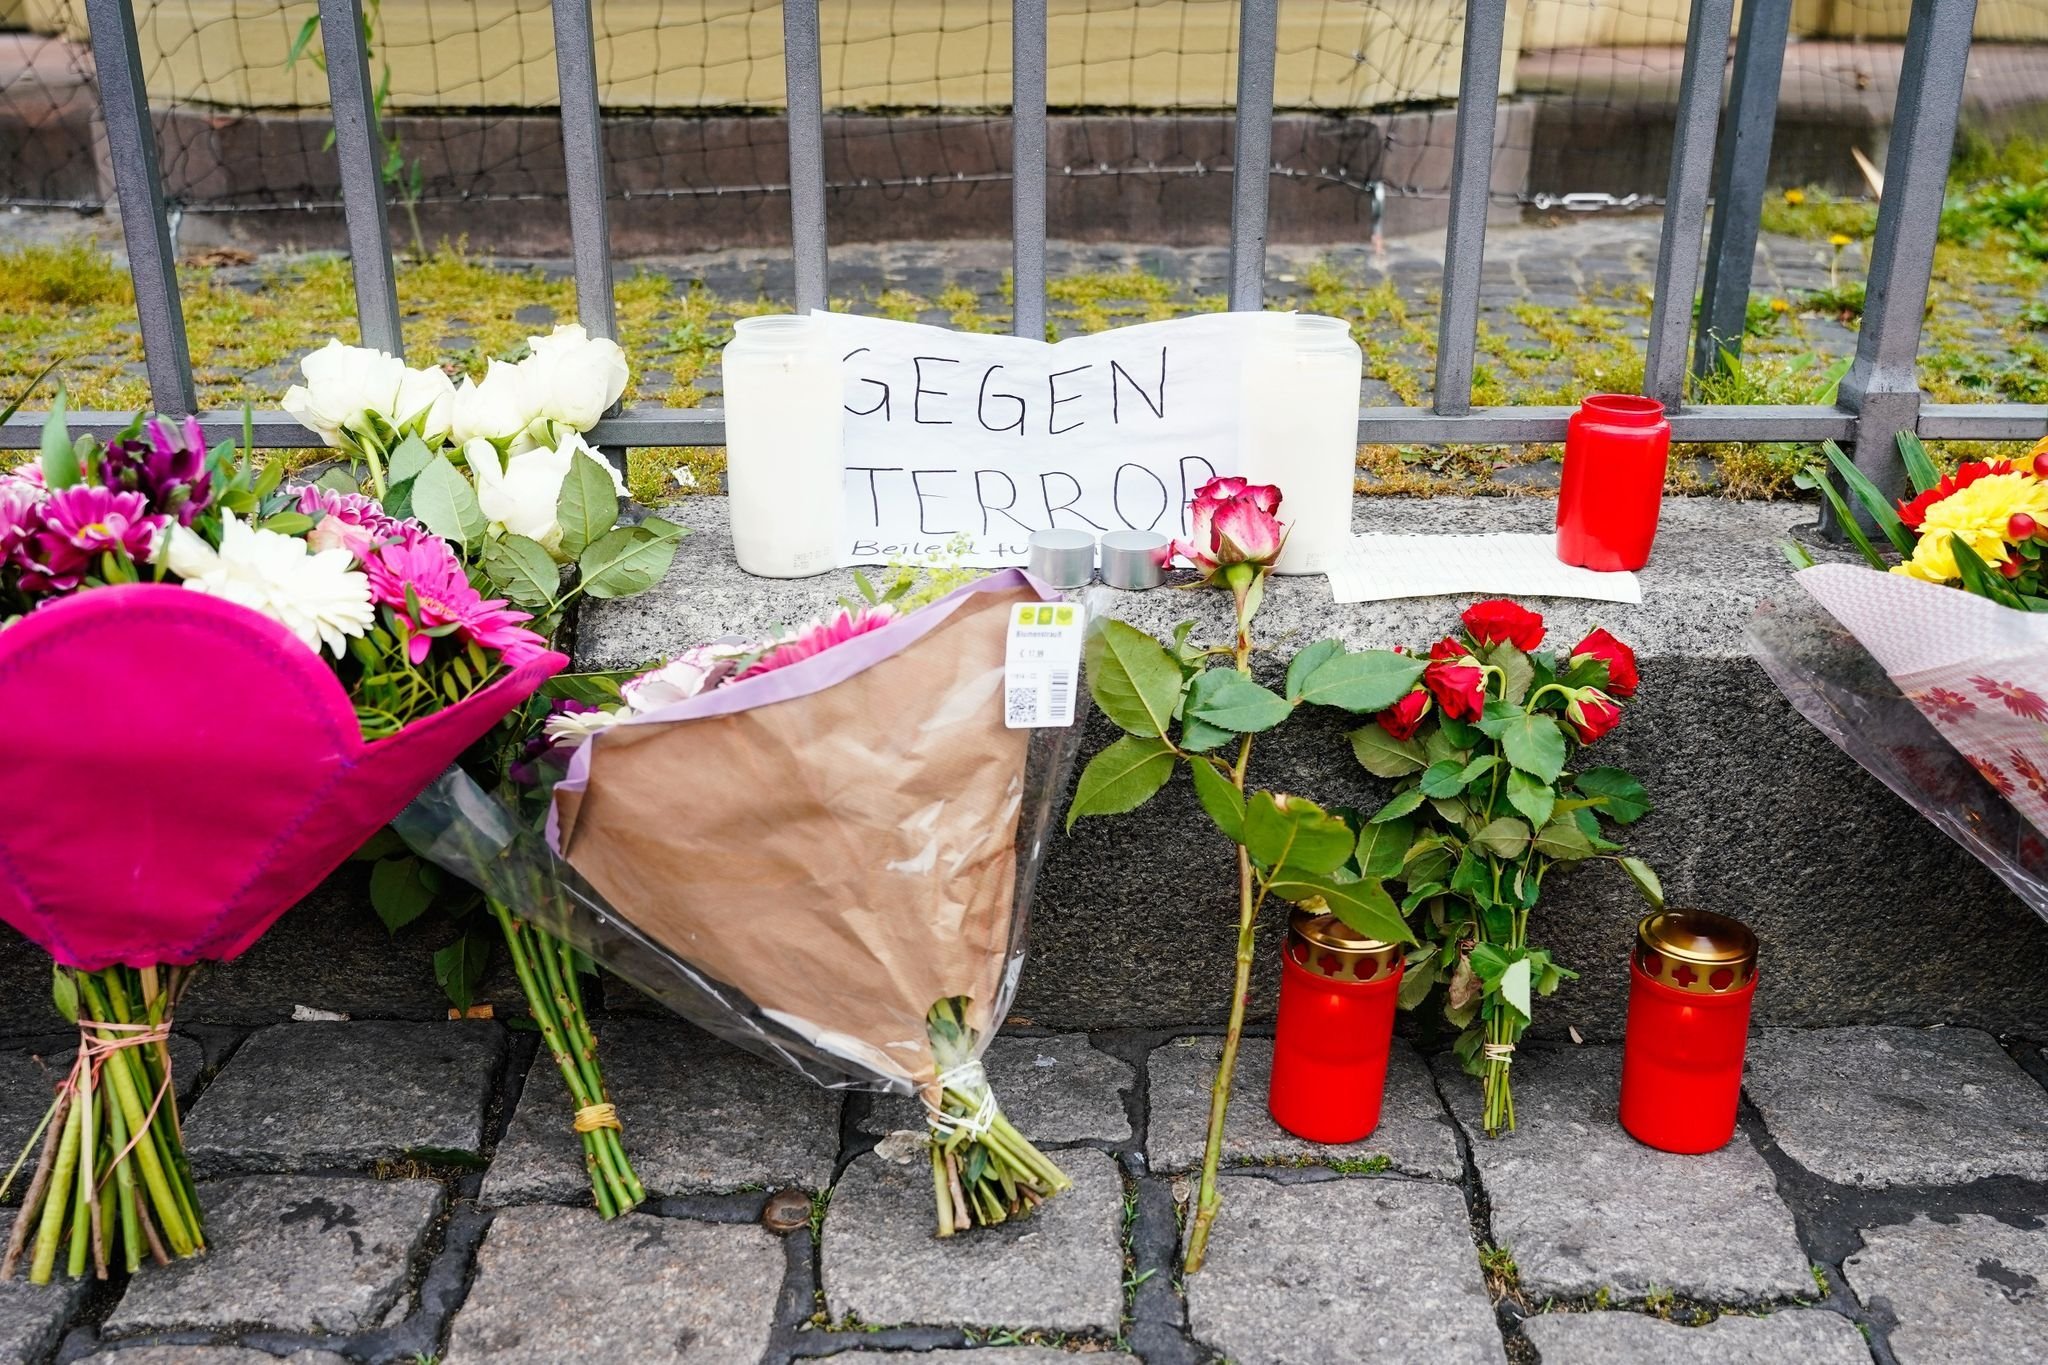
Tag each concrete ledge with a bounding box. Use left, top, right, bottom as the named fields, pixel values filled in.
left=578, top=496, right=2048, bottom=1038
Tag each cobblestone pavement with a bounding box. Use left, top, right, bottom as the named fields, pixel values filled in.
left=5, top=1013, right=2047, bottom=1364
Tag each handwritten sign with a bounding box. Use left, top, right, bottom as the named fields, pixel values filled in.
left=813, top=311, right=1268, bottom=566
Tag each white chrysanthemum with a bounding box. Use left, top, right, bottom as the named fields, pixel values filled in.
left=543, top=708, right=628, bottom=744
left=166, top=514, right=374, bottom=657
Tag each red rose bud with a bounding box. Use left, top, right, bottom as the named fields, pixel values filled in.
left=1423, top=637, right=1487, bottom=720
left=1377, top=686, right=1432, bottom=741
left=1459, top=598, right=1546, bottom=652
left=1564, top=688, right=1624, bottom=744
left=2003, top=556, right=2026, bottom=578
left=2011, top=513, right=2039, bottom=542
left=1569, top=627, right=1639, bottom=698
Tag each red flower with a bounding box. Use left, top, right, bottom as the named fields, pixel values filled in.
left=1460, top=599, right=1546, bottom=652
left=1422, top=638, right=1487, bottom=720
left=1969, top=676, right=2048, bottom=721
left=2008, top=749, right=2048, bottom=800
left=1564, top=688, right=1623, bottom=744
left=1568, top=627, right=1639, bottom=698
left=1916, top=687, right=1977, bottom=722
left=1897, top=460, right=2015, bottom=528
left=1377, top=687, right=1432, bottom=741
left=1969, top=754, right=2016, bottom=798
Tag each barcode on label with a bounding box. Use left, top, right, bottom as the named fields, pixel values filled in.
left=1006, top=686, right=1039, bottom=726
left=1048, top=671, right=1071, bottom=722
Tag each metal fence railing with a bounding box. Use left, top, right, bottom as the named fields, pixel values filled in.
left=3, top=0, right=2045, bottom=498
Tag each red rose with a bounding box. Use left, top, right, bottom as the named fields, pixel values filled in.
left=1423, top=638, right=1487, bottom=720
left=1377, top=686, right=1432, bottom=741
left=1460, top=599, right=1545, bottom=652
left=1564, top=688, right=1624, bottom=744
left=1569, top=627, right=1638, bottom=698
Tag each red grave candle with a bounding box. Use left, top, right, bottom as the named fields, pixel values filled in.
left=1268, top=908, right=1403, bottom=1143
left=1557, top=393, right=1672, bottom=572
left=1619, top=909, right=1759, bottom=1154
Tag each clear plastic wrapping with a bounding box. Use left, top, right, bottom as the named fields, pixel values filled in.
left=394, top=571, right=1087, bottom=1096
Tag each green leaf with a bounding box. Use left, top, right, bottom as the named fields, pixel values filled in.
left=1244, top=792, right=1355, bottom=875
left=1896, top=430, right=1942, bottom=497
left=483, top=534, right=562, bottom=609
left=39, top=389, right=77, bottom=488
left=1349, top=724, right=1428, bottom=777
left=1795, top=464, right=1889, bottom=572
left=1450, top=849, right=1494, bottom=903
left=1285, top=639, right=1343, bottom=700
left=1418, top=759, right=1468, bottom=799
left=1178, top=716, right=1236, bottom=753
left=1294, top=649, right=1427, bottom=713
left=1187, top=669, right=1293, bottom=733
left=1469, top=942, right=1512, bottom=981
left=260, top=510, right=315, bottom=536
left=1506, top=769, right=1556, bottom=828
left=1371, top=787, right=1428, bottom=824
left=1403, top=838, right=1455, bottom=886
left=434, top=932, right=493, bottom=1012
left=1496, top=712, right=1567, bottom=783
left=1574, top=767, right=1650, bottom=824
left=315, top=466, right=360, bottom=495
left=370, top=856, right=438, bottom=934
left=1618, top=855, right=1664, bottom=908
left=410, top=455, right=488, bottom=546
left=1084, top=620, right=1186, bottom=739
left=1355, top=816, right=1413, bottom=880
left=556, top=449, right=622, bottom=559
left=1500, top=957, right=1532, bottom=1020
left=1483, top=642, right=1535, bottom=705
left=1269, top=874, right=1412, bottom=945
left=578, top=524, right=681, bottom=599
left=1189, top=759, right=1245, bottom=844
left=540, top=669, right=634, bottom=704
left=1533, top=818, right=1596, bottom=861
left=384, top=434, right=435, bottom=490
left=50, top=966, right=78, bottom=1025
left=1821, top=440, right=1914, bottom=557
left=1065, top=735, right=1175, bottom=829
left=1398, top=955, right=1439, bottom=1008
left=1560, top=654, right=1610, bottom=692
left=1459, top=754, right=1499, bottom=785
left=1472, top=817, right=1531, bottom=859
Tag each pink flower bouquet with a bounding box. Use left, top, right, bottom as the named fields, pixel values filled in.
left=0, top=410, right=563, bottom=1284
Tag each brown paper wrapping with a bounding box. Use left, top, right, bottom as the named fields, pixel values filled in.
left=554, top=583, right=1036, bottom=1095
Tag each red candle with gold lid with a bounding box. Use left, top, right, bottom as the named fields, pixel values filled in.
left=1619, top=908, right=1759, bottom=1154
left=1268, top=907, right=1404, bottom=1143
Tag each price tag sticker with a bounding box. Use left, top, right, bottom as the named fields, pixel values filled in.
left=1004, top=602, right=1084, bottom=729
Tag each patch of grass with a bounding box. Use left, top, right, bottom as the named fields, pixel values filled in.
left=1326, top=1154, right=1393, bottom=1174
left=1812, top=1263, right=1830, bottom=1296
left=1643, top=1284, right=1675, bottom=1319
left=0, top=241, right=134, bottom=308
left=1798, top=280, right=1866, bottom=321
left=1760, top=188, right=1879, bottom=242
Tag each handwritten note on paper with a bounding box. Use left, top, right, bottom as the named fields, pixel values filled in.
left=813, top=311, right=1270, bottom=566
left=1327, top=534, right=1643, bottom=605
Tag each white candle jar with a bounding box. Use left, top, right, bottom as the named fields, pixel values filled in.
left=1239, top=313, right=1363, bottom=575
left=721, top=315, right=844, bottom=578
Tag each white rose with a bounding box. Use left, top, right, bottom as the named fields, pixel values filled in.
left=393, top=364, right=456, bottom=445
left=281, top=339, right=406, bottom=449
left=449, top=360, right=537, bottom=448
left=521, top=325, right=629, bottom=433
left=469, top=431, right=628, bottom=559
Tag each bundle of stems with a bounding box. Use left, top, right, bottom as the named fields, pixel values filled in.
left=0, top=966, right=204, bottom=1284
left=924, top=997, right=1071, bottom=1237
left=492, top=904, right=644, bottom=1218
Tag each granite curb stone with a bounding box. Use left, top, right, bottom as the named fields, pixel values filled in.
left=822, top=1148, right=1124, bottom=1331
left=1744, top=1027, right=2048, bottom=1187
left=1184, top=1174, right=1506, bottom=1364
left=75, top=1350, right=354, bottom=1365
left=1520, top=1309, right=1872, bottom=1363
left=103, top=1175, right=447, bottom=1335
left=446, top=1203, right=784, bottom=1363
left=1147, top=1035, right=1461, bottom=1178
left=182, top=1020, right=503, bottom=1174
left=853, top=1353, right=1140, bottom=1363
left=0, top=1212, right=85, bottom=1364
left=1434, top=1046, right=1811, bottom=1300
left=859, top=1033, right=1133, bottom=1145
left=483, top=1016, right=841, bottom=1204
left=1842, top=1214, right=2048, bottom=1364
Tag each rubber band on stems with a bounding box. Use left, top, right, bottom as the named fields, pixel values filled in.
left=1482, top=1042, right=1516, bottom=1064
left=922, top=1061, right=998, bottom=1140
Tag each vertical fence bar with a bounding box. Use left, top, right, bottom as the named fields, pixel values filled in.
left=783, top=0, right=829, bottom=313
left=1835, top=0, right=1980, bottom=506
left=553, top=0, right=618, bottom=341
left=1693, top=0, right=1793, bottom=379
left=1642, top=0, right=1737, bottom=408
left=1012, top=0, right=1049, bottom=339
left=1432, top=0, right=1509, bottom=417
left=83, top=0, right=194, bottom=415
left=318, top=0, right=402, bottom=355
left=1228, top=0, right=1279, bottom=311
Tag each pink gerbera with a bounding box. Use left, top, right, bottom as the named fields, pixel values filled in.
left=1969, top=676, right=2048, bottom=721
left=19, top=485, right=165, bottom=594
left=361, top=531, right=548, bottom=666
left=737, top=605, right=897, bottom=679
